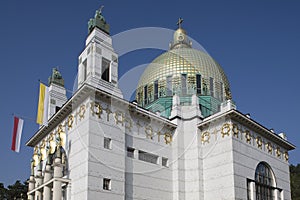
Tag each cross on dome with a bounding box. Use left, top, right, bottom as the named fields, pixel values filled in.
left=177, top=17, right=183, bottom=29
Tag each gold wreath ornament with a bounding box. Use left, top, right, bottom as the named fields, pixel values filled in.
left=256, top=136, right=262, bottom=149
left=221, top=123, right=231, bottom=137
left=201, top=131, right=210, bottom=144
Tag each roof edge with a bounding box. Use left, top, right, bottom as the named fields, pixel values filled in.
left=26, top=83, right=177, bottom=147
left=198, top=109, right=296, bottom=151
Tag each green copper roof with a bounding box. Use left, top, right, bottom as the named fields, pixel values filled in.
left=88, top=6, right=110, bottom=35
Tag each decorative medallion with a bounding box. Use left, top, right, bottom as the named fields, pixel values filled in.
left=164, top=132, right=172, bottom=145
left=79, top=104, right=86, bottom=120
left=221, top=123, right=231, bottom=138
left=256, top=136, right=263, bottom=149
left=266, top=142, right=273, bottom=154
left=284, top=151, right=289, bottom=161
left=33, top=146, right=41, bottom=167
left=40, top=139, right=47, bottom=161
left=68, top=114, right=74, bottom=129
left=49, top=132, right=57, bottom=154
left=232, top=124, right=239, bottom=138
left=58, top=124, right=64, bottom=134
left=114, top=111, right=125, bottom=126
left=275, top=147, right=281, bottom=158
left=58, top=124, right=66, bottom=147
left=245, top=130, right=251, bottom=144
left=145, top=125, right=153, bottom=140
left=90, top=102, right=103, bottom=119
left=201, top=131, right=210, bottom=144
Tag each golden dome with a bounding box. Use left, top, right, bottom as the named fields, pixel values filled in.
left=136, top=27, right=231, bottom=107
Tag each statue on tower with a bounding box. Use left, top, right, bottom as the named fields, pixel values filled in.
left=88, top=5, right=110, bottom=35
left=48, top=68, right=64, bottom=87
left=95, top=6, right=105, bottom=21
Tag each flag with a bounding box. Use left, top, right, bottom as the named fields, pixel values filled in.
left=36, top=83, right=49, bottom=126
left=11, top=116, right=24, bottom=152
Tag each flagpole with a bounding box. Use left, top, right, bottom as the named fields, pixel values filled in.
left=12, top=113, right=36, bottom=122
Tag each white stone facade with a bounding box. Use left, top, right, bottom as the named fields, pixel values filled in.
left=26, top=85, right=294, bottom=199
left=26, top=13, right=295, bottom=200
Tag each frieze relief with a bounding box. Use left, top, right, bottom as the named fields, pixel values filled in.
left=200, top=121, right=289, bottom=162
left=256, top=136, right=263, bottom=149
left=33, top=101, right=89, bottom=167
left=201, top=131, right=210, bottom=144
left=33, top=100, right=174, bottom=166
left=88, top=101, right=174, bottom=145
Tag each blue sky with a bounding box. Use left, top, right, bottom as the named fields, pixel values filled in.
left=0, top=0, right=299, bottom=186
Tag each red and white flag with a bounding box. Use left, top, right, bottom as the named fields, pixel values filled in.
left=11, top=116, right=24, bottom=153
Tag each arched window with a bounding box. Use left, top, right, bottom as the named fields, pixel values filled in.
left=255, top=162, right=276, bottom=200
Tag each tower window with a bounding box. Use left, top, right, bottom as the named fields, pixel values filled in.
left=104, top=137, right=112, bottom=149
left=166, top=76, right=172, bottom=96
left=103, top=178, right=111, bottom=190
left=181, top=74, right=187, bottom=95
left=101, top=57, right=110, bottom=82
left=196, top=74, right=201, bottom=94
left=210, top=77, right=214, bottom=97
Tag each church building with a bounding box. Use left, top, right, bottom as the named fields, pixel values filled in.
left=26, top=7, right=295, bottom=200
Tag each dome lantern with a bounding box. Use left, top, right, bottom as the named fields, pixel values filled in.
left=170, top=18, right=192, bottom=50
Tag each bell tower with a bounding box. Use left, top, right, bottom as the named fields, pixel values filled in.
left=48, top=68, right=67, bottom=119
left=77, top=6, right=122, bottom=98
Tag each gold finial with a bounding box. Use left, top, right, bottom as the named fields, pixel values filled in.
left=177, top=17, right=183, bottom=29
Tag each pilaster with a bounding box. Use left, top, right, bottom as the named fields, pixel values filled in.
left=53, top=157, right=63, bottom=200
left=28, top=175, right=35, bottom=200
left=34, top=168, right=43, bottom=200
left=43, top=163, right=53, bottom=200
